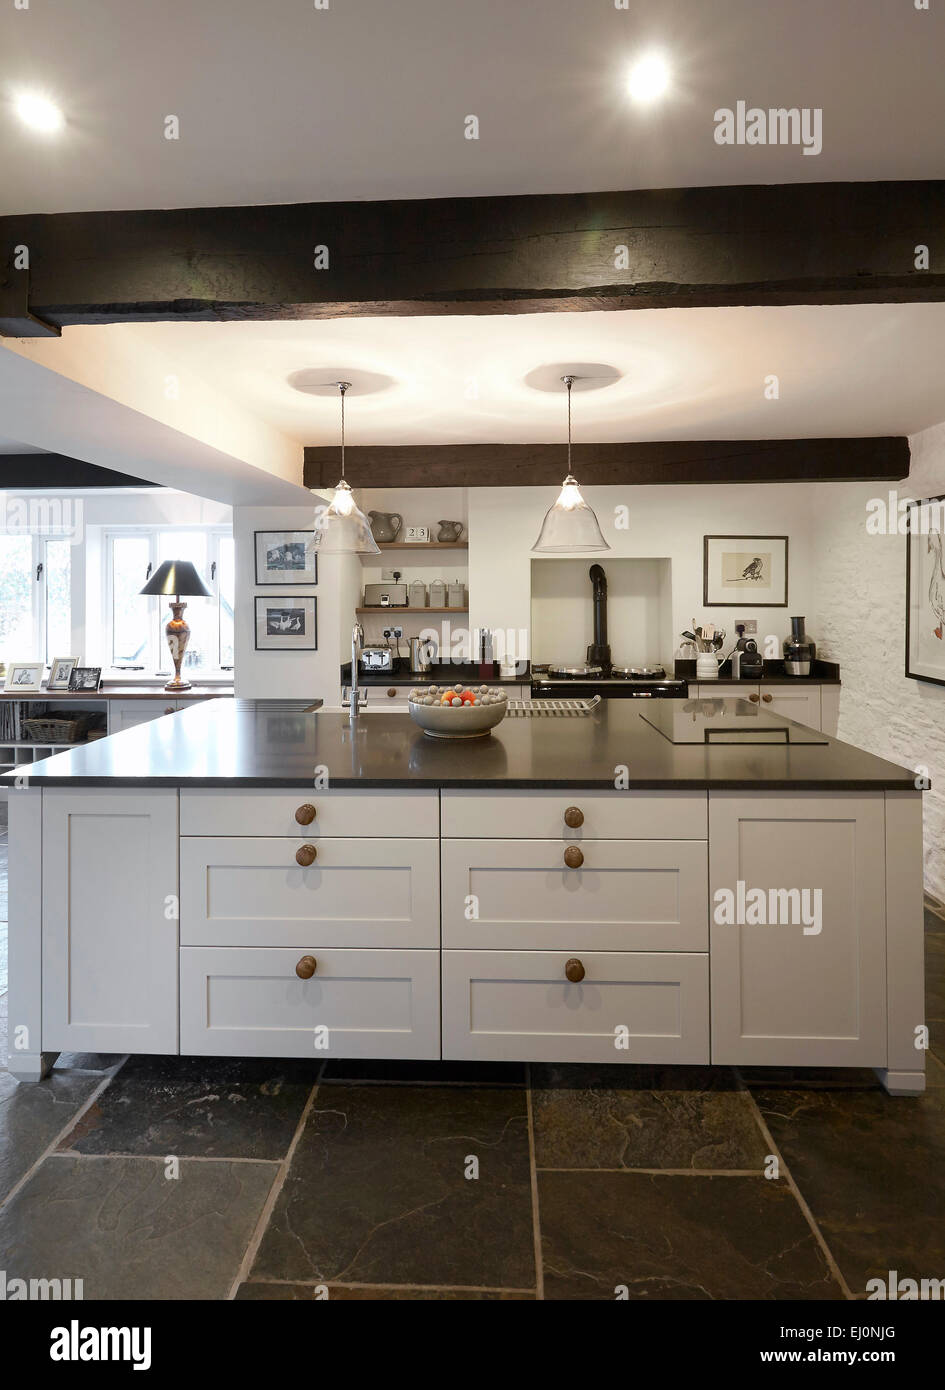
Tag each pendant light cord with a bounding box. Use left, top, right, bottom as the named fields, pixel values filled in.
left=562, top=373, right=574, bottom=477
left=339, top=381, right=348, bottom=481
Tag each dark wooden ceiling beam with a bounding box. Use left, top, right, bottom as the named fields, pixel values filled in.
left=303, top=437, right=909, bottom=489
left=0, top=454, right=158, bottom=488
left=1, top=181, right=942, bottom=331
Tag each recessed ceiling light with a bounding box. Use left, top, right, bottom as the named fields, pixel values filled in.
left=14, top=92, right=64, bottom=134
left=626, top=54, right=670, bottom=105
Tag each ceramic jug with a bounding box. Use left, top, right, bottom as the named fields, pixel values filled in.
left=368, top=510, right=403, bottom=542
left=695, top=652, right=725, bottom=680
left=437, top=520, right=464, bottom=542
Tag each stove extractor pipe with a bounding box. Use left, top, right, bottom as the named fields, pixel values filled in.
left=587, top=563, right=611, bottom=669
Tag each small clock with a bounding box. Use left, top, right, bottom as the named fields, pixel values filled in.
left=405, top=526, right=430, bottom=543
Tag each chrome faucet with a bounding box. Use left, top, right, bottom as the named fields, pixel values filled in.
left=343, top=622, right=368, bottom=719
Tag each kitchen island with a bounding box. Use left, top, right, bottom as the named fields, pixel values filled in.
left=3, top=698, right=926, bottom=1094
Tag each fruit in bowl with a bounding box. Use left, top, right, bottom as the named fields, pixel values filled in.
left=408, top=683, right=509, bottom=739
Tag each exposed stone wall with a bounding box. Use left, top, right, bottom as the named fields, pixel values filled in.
left=812, top=426, right=945, bottom=900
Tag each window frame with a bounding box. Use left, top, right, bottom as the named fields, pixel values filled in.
left=103, top=524, right=233, bottom=677
left=0, top=532, right=72, bottom=665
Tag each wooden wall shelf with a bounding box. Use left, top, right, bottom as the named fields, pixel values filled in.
left=356, top=607, right=467, bottom=615
left=369, top=542, right=468, bottom=552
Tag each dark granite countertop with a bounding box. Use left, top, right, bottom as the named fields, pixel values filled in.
left=674, top=658, right=841, bottom=685
left=342, top=661, right=528, bottom=687
left=1, top=697, right=919, bottom=792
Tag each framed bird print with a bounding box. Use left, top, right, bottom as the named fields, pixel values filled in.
left=905, top=496, right=945, bottom=685
left=254, top=595, right=317, bottom=651
left=703, top=535, right=789, bottom=607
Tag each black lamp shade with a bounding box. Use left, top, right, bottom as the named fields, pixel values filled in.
left=139, top=559, right=212, bottom=598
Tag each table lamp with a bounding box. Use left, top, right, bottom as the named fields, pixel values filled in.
left=140, top=560, right=212, bottom=692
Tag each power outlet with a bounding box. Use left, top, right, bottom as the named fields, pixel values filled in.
left=735, top=619, right=757, bottom=635
left=391, top=626, right=404, bottom=639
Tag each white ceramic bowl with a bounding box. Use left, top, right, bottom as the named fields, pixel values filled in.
left=408, top=688, right=509, bottom=739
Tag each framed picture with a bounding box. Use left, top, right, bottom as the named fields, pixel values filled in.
left=255, top=595, right=317, bottom=651
left=703, top=535, right=789, bottom=607
left=69, top=666, right=102, bottom=692
left=906, top=496, right=945, bottom=686
left=255, top=531, right=317, bottom=586
left=48, top=656, right=78, bottom=690
left=4, top=661, right=44, bottom=692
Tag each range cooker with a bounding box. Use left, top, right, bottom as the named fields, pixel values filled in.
left=530, top=664, right=688, bottom=700
left=530, top=564, right=688, bottom=700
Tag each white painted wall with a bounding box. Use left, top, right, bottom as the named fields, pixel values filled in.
left=531, top=557, right=672, bottom=668
left=233, top=503, right=361, bottom=701
left=468, top=484, right=818, bottom=665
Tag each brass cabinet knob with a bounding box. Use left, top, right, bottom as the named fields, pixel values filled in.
left=565, top=958, right=586, bottom=983
left=563, top=845, right=584, bottom=869
left=295, top=955, right=317, bottom=979
left=762, top=693, right=773, bottom=703
left=295, top=804, right=317, bottom=825
left=387, top=687, right=398, bottom=698
left=748, top=693, right=760, bottom=703
left=564, top=806, right=584, bottom=828
left=296, top=844, right=317, bottom=867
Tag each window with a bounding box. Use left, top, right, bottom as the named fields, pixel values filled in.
left=0, top=533, right=72, bottom=665
left=105, top=526, right=233, bottom=675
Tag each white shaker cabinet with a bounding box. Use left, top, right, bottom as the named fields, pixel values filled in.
left=180, top=947, right=440, bottom=1059
left=761, top=686, right=822, bottom=730
left=708, top=790, right=887, bottom=1067
left=692, top=683, right=823, bottom=731
left=41, top=788, right=179, bottom=1054
left=107, top=698, right=179, bottom=734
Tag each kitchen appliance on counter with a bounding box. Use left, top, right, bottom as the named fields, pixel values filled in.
left=532, top=564, right=686, bottom=699
left=734, top=630, right=764, bottom=678
left=359, top=646, right=395, bottom=673
left=783, top=616, right=816, bottom=676
left=409, top=636, right=437, bottom=674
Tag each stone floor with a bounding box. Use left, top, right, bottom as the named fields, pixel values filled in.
left=0, top=900, right=942, bottom=1300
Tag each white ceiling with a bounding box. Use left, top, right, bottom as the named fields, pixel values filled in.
left=0, top=0, right=942, bottom=215
left=98, top=303, right=945, bottom=447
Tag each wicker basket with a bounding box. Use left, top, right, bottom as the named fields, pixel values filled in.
left=21, top=713, right=97, bottom=744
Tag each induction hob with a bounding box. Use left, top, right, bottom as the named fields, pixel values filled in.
left=641, top=697, right=828, bottom=744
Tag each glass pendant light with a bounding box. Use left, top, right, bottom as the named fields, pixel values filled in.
left=312, top=381, right=380, bottom=554
left=531, top=375, right=610, bottom=552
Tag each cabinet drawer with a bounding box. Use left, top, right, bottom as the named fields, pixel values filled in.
left=441, top=789, right=706, bottom=840
left=442, top=950, right=709, bottom=1064
left=442, top=839, right=707, bottom=951
left=180, top=788, right=438, bottom=837
left=180, top=837, right=439, bottom=947
left=180, top=947, right=439, bottom=1058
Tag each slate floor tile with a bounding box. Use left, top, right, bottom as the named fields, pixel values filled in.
left=320, top=1059, right=526, bottom=1086
left=58, top=1053, right=318, bottom=1160
left=754, top=1086, right=945, bottom=1297
left=926, top=932, right=945, bottom=1021
left=0, top=1154, right=277, bottom=1300
left=738, top=1066, right=882, bottom=1090
left=252, top=1083, right=534, bottom=1288
left=530, top=1064, right=767, bottom=1171
left=0, top=1069, right=102, bottom=1202
left=538, top=1171, right=842, bottom=1300
left=925, top=904, right=945, bottom=934
left=236, top=1282, right=534, bottom=1300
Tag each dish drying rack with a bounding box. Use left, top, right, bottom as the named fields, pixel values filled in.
left=505, top=695, right=602, bottom=718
